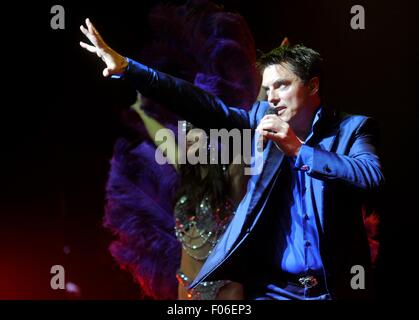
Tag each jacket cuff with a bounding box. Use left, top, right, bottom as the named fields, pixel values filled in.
left=294, top=144, right=313, bottom=173
left=111, top=57, right=149, bottom=79
left=295, top=145, right=338, bottom=178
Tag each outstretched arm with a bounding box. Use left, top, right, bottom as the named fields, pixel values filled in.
left=79, top=19, right=254, bottom=131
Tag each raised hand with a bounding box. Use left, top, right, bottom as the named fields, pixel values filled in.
left=80, top=18, right=128, bottom=77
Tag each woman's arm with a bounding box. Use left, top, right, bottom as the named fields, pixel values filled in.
left=131, top=93, right=179, bottom=171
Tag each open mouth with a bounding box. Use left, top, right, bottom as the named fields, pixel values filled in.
left=275, top=106, right=286, bottom=114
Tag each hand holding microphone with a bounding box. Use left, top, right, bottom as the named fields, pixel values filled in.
left=256, top=107, right=302, bottom=157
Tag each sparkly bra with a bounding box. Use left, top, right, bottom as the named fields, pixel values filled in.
left=174, top=194, right=234, bottom=299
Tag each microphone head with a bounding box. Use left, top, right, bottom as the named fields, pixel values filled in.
left=266, top=107, right=278, bottom=115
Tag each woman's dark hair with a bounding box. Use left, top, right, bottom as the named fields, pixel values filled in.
left=175, top=162, right=230, bottom=213
left=174, top=123, right=230, bottom=214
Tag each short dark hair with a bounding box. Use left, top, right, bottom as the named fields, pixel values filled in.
left=257, top=44, right=324, bottom=85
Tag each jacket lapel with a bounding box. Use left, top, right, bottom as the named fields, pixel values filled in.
left=189, top=141, right=284, bottom=287
left=245, top=139, right=284, bottom=227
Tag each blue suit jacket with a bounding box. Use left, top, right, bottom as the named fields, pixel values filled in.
left=125, top=59, right=385, bottom=299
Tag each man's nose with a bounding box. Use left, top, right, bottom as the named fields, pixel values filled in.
left=268, top=91, right=280, bottom=106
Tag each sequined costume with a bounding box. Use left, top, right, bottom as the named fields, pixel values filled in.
left=174, top=193, right=234, bottom=299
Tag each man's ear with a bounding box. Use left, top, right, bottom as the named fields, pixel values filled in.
left=308, top=77, right=320, bottom=95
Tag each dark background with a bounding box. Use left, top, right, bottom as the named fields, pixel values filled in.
left=1, top=0, right=417, bottom=299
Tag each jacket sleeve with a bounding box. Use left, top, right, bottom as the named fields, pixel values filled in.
left=123, top=58, right=253, bottom=130
left=294, top=117, right=385, bottom=190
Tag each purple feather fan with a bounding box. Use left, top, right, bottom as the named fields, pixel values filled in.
left=104, top=139, right=180, bottom=299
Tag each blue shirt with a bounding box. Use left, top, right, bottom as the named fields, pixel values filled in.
left=274, top=108, right=325, bottom=275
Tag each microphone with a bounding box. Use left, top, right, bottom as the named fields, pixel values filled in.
left=265, top=107, right=278, bottom=115
left=262, top=107, right=279, bottom=133
left=257, top=107, right=278, bottom=151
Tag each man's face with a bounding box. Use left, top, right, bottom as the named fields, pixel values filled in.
left=261, top=63, right=314, bottom=127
